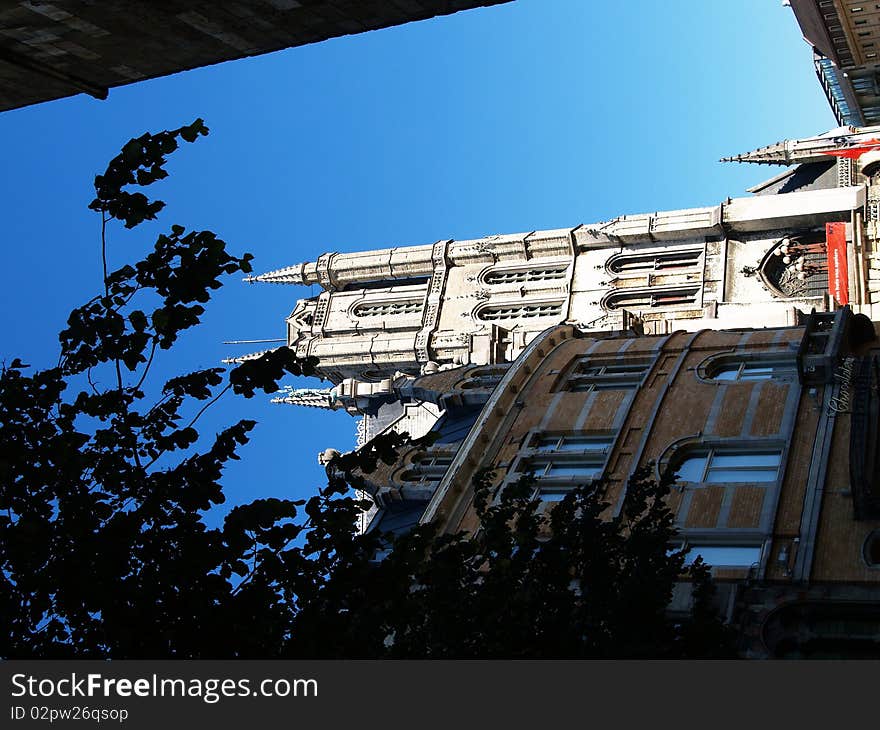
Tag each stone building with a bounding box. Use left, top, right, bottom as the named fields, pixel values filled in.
left=351, top=310, right=880, bottom=658
left=243, top=126, right=880, bottom=655
left=790, top=0, right=880, bottom=125
left=246, top=126, right=880, bottom=392
left=0, top=1, right=510, bottom=112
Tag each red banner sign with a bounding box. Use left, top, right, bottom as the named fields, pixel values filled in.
left=825, top=222, right=849, bottom=306
left=821, top=138, right=880, bottom=159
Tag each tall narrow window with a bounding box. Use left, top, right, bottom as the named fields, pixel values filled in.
left=354, top=299, right=422, bottom=317
left=477, top=302, right=564, bottom=321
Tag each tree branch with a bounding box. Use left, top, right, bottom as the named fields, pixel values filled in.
left=141, top=383, right=231, bottom=472
left=134, top=340, right=158, bottom=393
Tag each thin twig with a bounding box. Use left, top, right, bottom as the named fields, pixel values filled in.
left=181, top=383, right=231, bottom=435
left=141, top=383, right=231, bottom=472
left=134, top=340, right=158, bottom=393
left=86, top=368, right=100, bottom=396
left=115, top=283, right=142, bottom=312
left=101, top=212, right=110, bottom=297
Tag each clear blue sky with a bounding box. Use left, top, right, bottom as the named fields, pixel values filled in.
left=0, top=0, right=833, bottom=519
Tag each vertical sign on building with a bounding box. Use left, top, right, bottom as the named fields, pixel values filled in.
left=825, top=222, right=850, bottom=306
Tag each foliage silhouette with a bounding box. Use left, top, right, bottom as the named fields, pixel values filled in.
left=0, top=124, right=734, bottom=658
left=288, top=464, right=735, bottom=658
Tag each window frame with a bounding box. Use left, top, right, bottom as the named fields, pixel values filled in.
left=483, top=266, right=569, bottom=286
left=697, top=351, right=799, bottom=384
left=565, top=357, right=652, bottom=392
left=863, top=530, right=880, bottom=569
left=533, top=434, right=615, bottom=453
left=353, top=298, right=423, bottom=318
left=601, top=285, right=701, bottom=311
left=673, top=447, right=783, bottom=485
left=605, top=248, right=704, bottom=276
left=513, top=431, right=616, bottom=501
left=476, top=301, right=565, bottom=322
left=679, top=543, right=764, bottom=568
left=400, top=452, right=455, bottom=485
left=711, top=360, right=798, bottom=382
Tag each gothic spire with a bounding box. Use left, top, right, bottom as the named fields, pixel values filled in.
left=270, top=386, right=339, bottom=410
left=720, top=139, right=793, bottom=165
left=720, top=125, right=880, bottom=166
left=221, top=349, right=271, bottom=364
left=244, top=263, right=309, bottom=285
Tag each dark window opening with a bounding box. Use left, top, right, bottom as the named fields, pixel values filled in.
left=606, top=249, right=702, bottom=275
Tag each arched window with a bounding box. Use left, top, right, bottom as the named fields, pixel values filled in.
left=353, top=299, right=422, bottom=317
left=460, top=365, right=507, bottom=390
left=863, top=530, right=880, bottom=567
left=606, top=249, right=703, bottom=275
left=674, top=447, right=782, bottom=484
left=484, top=266, right=568, bottom=285
left=757, top=233, right=828, bottom=299
left=699, top=353, right=798, bottom=382
left=712, top=360, right=797, bottom=381
left=477, top=302, right=564, bottom=321
left=601, top=286, right=700, bottom=310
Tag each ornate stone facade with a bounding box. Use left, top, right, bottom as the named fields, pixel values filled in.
left=246, top=125, right=880, bottom=402
left=244, top=127, right=880, bottom=655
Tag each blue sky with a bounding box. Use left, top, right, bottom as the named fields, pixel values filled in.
left=0, top=0, right=834, bottom=518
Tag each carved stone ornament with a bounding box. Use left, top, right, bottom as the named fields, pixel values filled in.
left=317, top=447, right=341, bottom=466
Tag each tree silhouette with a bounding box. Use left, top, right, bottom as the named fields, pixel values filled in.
left=0, top=124, right=734, bottom=659
left=1, top=121, right=318, bottom=657
left=288, top=465, right=735, bottom=658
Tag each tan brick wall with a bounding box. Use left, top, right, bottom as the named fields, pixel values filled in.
left=812, top=412, right=880, bottom=583
left=751, top=382, right=789, bottom=437
left=405, top=322, right=880, bottom=592
left=684, top=486, right=725, bottom=528
left=727, top=486, right=765, bottom=529
left=586, top=390, right=628, bottom=431
left=771, top=395, right=818, bottom=538
left=714, top=385, right=751, bottom=437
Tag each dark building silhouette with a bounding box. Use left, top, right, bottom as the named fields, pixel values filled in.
left=0, top=1, right=510, bottom=112
left=790, top=0, right=880, bottom=125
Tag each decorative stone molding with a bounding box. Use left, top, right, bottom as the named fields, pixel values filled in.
left=414, top=240, right=451, bottom=364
